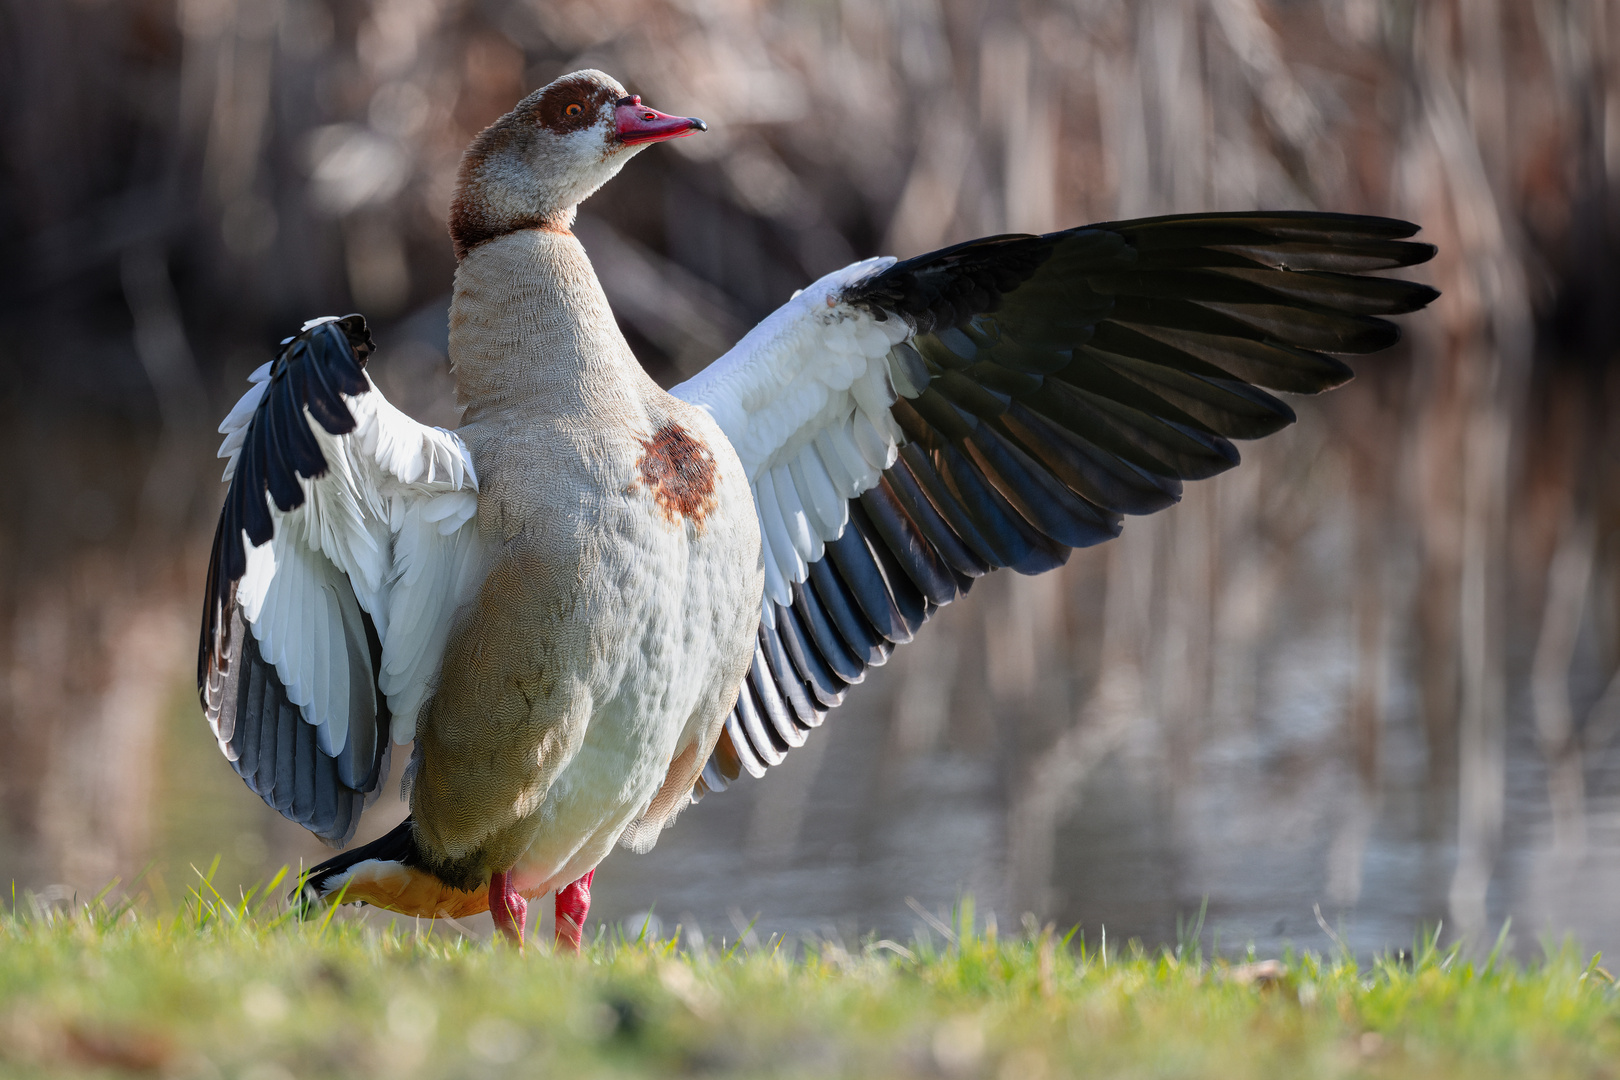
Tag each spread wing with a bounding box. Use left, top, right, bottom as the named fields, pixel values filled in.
left=672, top=211, right=1438, bottom=797
left=198, top=316, right=483, bottom=845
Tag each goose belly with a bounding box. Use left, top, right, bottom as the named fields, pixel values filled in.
left=417, top=404, right=761, bottom=896
left=513, top=495, right=758, bottom=896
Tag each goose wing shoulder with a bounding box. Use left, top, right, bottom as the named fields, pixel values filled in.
left=199, top=315, right=483, bottom=846
left=672, top=211, right=1438, bottom=796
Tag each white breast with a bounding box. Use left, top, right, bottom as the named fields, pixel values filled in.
left=510, top=402, right=761, bottom=895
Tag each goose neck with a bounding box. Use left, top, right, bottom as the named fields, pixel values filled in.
left=448, top=228, right=647, bottom=416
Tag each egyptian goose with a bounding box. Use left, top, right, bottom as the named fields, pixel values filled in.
left=198, top=70, right=1438, bottom=950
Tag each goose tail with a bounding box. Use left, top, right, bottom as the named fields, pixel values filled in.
left=292, top=817, right=492, bottom=920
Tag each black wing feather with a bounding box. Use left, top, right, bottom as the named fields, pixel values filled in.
left=695, top=211, right=1438, bottom=799
left=807, top=557, right=889, bottom=666
left=199, top=315, right=388, bottom=847
left=792, top=580, right=867, bottom=684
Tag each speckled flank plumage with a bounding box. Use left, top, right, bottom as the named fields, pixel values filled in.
left=410, top=228, right=761, bottom=894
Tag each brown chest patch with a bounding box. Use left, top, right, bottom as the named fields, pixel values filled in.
left=638, top=422, right=718, bottom=528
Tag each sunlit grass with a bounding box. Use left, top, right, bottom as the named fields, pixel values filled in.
left=1, top=870, right=1616, bottom=1079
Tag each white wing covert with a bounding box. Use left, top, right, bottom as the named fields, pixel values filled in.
left=672, top=212, right=1440, bottom=799
left=199, top=316, right=481, bottom=846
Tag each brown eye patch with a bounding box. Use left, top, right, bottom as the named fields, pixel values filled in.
left=534, top=76, right=615, bottom=134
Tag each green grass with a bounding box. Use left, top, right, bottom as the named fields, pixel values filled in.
left=1, top=872, right=1617, bottom=1079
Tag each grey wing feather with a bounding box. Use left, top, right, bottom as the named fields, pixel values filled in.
left=219, top=609, right=375, bottom=846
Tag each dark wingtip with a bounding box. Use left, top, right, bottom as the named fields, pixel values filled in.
left=1403, top=281, right=1442, bottom=310
left=207, top=316, right=376, bottom=679
left=335, top=314, right=376, bottom=365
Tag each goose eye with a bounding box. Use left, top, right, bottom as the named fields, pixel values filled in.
left=565, top=103, right=583, bottom=117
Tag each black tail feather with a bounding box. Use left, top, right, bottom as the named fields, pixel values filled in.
left=293, top=816, right=425, bottom=908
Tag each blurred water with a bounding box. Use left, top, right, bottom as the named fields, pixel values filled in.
left=566, top=556, right=1620, bottom=962
left=585, top=659, right=1620, bottom=961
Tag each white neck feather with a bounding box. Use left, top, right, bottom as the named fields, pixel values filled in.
left=448, top=229, right=652, bottom=421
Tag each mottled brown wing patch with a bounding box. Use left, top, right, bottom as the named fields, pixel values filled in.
left=638, top=422, right=718, bottom=528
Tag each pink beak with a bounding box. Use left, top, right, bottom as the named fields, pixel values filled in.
left=615, top=96, right=707, bottom=145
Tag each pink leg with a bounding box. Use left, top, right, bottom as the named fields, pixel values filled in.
left=489, top=868, right=528, bottom=947
left=554, top=869, right=595, bottom=953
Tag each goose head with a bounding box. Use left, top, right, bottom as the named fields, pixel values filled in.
left=448, top=69, right=706, bottom=259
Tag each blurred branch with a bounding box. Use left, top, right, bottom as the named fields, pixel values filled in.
left=1531, top=510, right=1594, bottom=855
left=121, top=244, right=209, bottom=548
